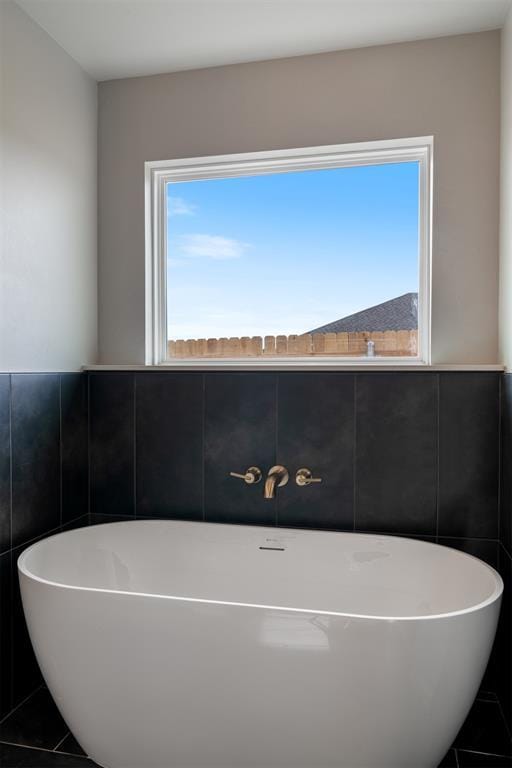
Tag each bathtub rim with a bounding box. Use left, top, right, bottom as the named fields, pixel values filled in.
left=17, top=520, right=504, bottom=623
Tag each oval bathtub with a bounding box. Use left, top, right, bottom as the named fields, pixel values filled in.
left=18, top=520, right=502, bottom=768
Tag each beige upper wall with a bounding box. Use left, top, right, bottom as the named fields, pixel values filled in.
left=99, top=31, right=500, bottom=364
left=0, top=1, right=97, bottom=371
left=500, top=9, right=512, bottom=370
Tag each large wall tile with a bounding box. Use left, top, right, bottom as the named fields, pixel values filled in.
left=437, top=537, right=499, bottom=568
left=11, top=543, right=42, bottom=706
left=0, top=550, right=11, bottom=718
left=136, top=374, right=203, bottom=519
left=61, top=375, right=88, bottom=524
left=439, top=373, right=499, bottom=539
left=89, top=513, right=133, bottom=526
left=60, top=515, right=90, bottom=534
left=205, top=374, right=276, bottom=525
left=496, top=546, right=512, bottom=729
left=276, top=373, right=355, bottom=530
left=0, top=376, right=10, bottom=554
left=11, top=375, right=60, bottom=548
left=0, top=743, right=94, bottom=766
left=90, top=373, right=134, bottom=516
left=501, top=374, right=512, bottom=557
left=355, top=373, right=437, bottom=535
left=499, top=373, right=512, bottom=729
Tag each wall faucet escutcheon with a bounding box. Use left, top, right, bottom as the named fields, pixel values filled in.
left=229, top=467, right=262, bottom=485
left=295, top=468, right=322, bottom=487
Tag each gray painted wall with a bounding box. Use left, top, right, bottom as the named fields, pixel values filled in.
left=0, top=1, right=97, bottom=371
left=98, top=31, right=500, bottom=365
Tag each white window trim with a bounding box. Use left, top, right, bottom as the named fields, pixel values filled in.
left=145, top=136, right=433, bottom=368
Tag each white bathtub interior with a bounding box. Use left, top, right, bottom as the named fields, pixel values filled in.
left=19, top=520, right=501, bottom=618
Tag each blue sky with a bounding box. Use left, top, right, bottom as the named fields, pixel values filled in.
left=166, top=161, right=419, bottom=339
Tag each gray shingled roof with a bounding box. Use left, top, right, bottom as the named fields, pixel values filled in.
left=309, top=293, right=418, bottom=334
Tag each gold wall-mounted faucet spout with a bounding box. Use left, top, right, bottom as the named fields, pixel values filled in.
left=264, top=465, right=289, bottom=499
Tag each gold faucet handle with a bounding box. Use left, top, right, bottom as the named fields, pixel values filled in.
left=229, top=467, right=262, bottom=485
left=295, top=468, right=322, bottom=487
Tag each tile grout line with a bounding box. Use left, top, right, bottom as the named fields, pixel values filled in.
left=10, top=515, right=89, bottom=553
left=352, top=529, right=500, bottom=543
left=499, top=540, right=512, bottom=559
left=0, top=738, right=90, bottom=760
left=53, top=731, right=70, bottom=752
left=0, top=684, right=44, bottom=727
left=437, top=534, right=501, bottom=543
left=495, top=684, right=512, bottom=744
left=457, top=748, right=512, bottom=758
left=61, top=513, right=89, bottom=528
left=500, top=536, right=512, bottom=561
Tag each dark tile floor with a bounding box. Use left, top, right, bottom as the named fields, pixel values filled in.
left=0, top=688, right=98, bottom=767
left=0, top=743, right=93, bottom=767
left=0, top=687, right=510, bottom=767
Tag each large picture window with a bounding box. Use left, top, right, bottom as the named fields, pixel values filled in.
left=146, top=138, right=432, bottom=366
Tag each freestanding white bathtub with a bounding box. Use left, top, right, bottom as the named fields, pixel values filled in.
left=19, top=520, right=502, bottom=768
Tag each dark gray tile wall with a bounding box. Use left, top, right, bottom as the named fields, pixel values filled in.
left=497, top=547, right=512, bottom=729
left=0, top=373, right=88, bottom=721
left=499, top=373, right=512, bottom=729
left=137, top=373, right=203, bottom=520
left=440, top=373, right=500, bottom=539
left=205, top=373, right=276, bottom=525
left=61, top=375, right=88, bottom=524
left=355, top=372, right=438, bottom=535
left=90, top=371, right=501, bottom=542
left=0, top=378, right=10, bottom=554
left=502, top=375, right=512, bottom=558
left=276, top=374, right=354, bottom=530
left=89, top=373, right=134, bottom=517
left=0, top=550, right=10, bottom=719
left=11, top=375, right=60, bottom=549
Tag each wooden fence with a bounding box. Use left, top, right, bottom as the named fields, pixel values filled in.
left=168, top=330, right=417, bottom=358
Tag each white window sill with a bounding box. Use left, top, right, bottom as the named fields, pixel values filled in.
left=83, top=362, right=505, bottom=372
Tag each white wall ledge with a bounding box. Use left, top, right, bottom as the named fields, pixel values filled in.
left=84, top=364, right=505, bottom=373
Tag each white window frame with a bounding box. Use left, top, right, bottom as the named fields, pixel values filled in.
left=145, top=136, right=432, bottom=368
